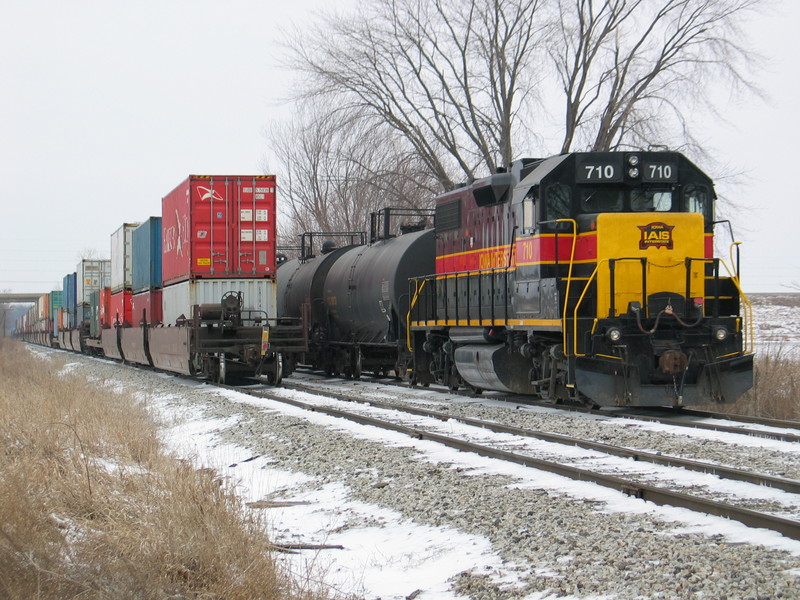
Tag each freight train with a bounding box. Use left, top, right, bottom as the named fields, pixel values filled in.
left=276, top=151, right=755, bottom=407
left=14, top=175, right=285, bottom=385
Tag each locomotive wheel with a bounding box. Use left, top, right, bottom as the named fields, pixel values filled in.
left=351, top=349, right=362, bottom=380
left=447, top=366, right=460, bottom=391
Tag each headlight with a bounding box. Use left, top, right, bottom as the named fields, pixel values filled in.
left=713, top=326, right=729, bottom=341
left=606, top=327, right=622, bottom=342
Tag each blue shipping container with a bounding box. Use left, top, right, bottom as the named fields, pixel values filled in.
left=132, top=217, right=162, bottom=292
left=63, top=272, right=77, bottom=312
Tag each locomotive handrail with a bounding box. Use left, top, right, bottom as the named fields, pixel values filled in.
left=539, top=219, right=578, bottom=357
left=705, top=257, right=755, bottom=355
left=571, top=259, right=609, bottom=358
left=406, top=278, right=428, bottom=351
left=569, top=256, right=754, bottom=357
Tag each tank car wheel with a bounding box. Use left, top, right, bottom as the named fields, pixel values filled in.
left=351, top=349, right=362, bottom=380
left=216, top=356, right=227, bottom=385
left=266, top=354, right=283, bottom=386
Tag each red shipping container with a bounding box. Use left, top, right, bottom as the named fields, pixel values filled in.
left=99, top=288, right=113, bottom=328
left=131, top=290, right=163, bottom=326
left=161, top=175, right=277, bottom=285
left=109, top=290, right=133, bottom=326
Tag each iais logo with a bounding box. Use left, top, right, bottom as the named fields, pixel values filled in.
left=637, top=222, right=675, bottom=250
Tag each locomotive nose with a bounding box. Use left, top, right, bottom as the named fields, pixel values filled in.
left=658, top=349, right=689, bottom=375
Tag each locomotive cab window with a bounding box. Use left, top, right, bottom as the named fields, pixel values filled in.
left=579, top=188, right=622, bottom=213
left=685, top=184, right=711, bottom=221
left=521, top=187, right=538, bottom=234
left=543, top=184, right=572, bottom=230
left=631, top=188, right=673, bottom=212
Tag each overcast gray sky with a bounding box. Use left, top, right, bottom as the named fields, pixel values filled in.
left=0, top=0, right=797, bottom=294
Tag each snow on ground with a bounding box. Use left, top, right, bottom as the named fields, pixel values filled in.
left=146, top=379, right=800, bottom=600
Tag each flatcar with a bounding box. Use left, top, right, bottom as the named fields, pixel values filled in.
left=15, top=175, right=284, bottom=385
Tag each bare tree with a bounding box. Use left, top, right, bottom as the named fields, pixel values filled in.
left=281, top=0, right=762, bottom=195
left=551, top=0, right=762, bottom=154
left=286, top=0, right=546, bottom=189
left=268, top=101, right=438, bottom=242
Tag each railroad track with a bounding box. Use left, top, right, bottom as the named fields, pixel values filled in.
left=40, top=346, right=800, bottom=539
left=289, top=368, right=800, bottom=443
left=220, top=378, right=800, bottom=541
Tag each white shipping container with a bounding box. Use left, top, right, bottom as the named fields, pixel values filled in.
left=160, top=278, right=277, bottom=326
left=76, top=259, right=111, bottom=306
left=111, top=223, right=140, bottom=293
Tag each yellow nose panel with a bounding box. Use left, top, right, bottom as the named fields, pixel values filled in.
left=596, top=212, right=705, bottom=317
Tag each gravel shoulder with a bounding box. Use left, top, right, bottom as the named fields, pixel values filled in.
left=46, top=349, right=800, bottom=600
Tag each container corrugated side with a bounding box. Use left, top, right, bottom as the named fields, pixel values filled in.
left=37, top=294, right=50, bottom=321
left=131, top=289, right=163, bottom=325
left=110, top=290, right=133, bottom=326
left=161, top=278, right=276, bottom=327
left=50, top=291, right=63, bottom=310
left=111, top=223, right=140, bottom=293
left=89, top=290, right=101, bottom=337
left=63, top=273, right=77, bottom=312
left=98, top=288, right=112, bottom=329
left=76, top=260, right=111, bottom=305
left=132, top=217, right=163, bottom=292
left=161, top=175, right=277, bottom=285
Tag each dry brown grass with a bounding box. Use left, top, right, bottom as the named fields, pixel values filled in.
left=0, top=339, right=329, bottom=600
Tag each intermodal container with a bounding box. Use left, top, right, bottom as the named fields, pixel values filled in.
left=110, top=290, right=133, bottom=326
left=63, top=272, right=77, bottom=312
left=161, top=175, right=277, bottom=285
left=76, top=259, right=111, bottom=306
left=111, top=223, right=140, bottom=293
left=132, top=217, right=163, bottom=292
left=89, top=290, right=101, bottom=337
left=75, top=304, right=91, bottom=327
left=131, top=289, right=163, bottom=325
left=37, top=294, right=50, bottom=321
left=98, top=287, right=112, bottom=329
left=161, top=278, right=276, bottom=327
left=51, top=291, right=63, bottom=336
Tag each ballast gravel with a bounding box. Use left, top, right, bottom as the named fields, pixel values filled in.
left=51, top=352, right=800, bottom=599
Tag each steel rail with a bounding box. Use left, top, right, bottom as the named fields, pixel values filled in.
left=292, top=368, right=800, bottom=444
left=237, top=384, right=800, bottom=541
left=279, top=381, right=800, bottom=494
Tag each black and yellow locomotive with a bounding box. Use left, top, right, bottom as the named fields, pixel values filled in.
left=409, top=151, right=754, bottom=406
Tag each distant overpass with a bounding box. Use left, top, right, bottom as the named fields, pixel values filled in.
left=0, top=293, right=41, bottom=303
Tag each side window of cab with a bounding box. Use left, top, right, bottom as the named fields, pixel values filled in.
left=521, top=187, right=538, bottom=234
left=685, top=184, right=711, bottom=222
left=545, top=184, right=572, bottom=227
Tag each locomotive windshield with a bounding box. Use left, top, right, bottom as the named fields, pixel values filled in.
left=630, top=188, right=673, bottom=211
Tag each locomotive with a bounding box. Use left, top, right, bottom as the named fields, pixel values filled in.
left=279, top=151, right=754, bottom=407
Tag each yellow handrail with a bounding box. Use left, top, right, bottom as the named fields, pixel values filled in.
left=717, top=258, right=755, bottom=355
left=406, top=277, right=428, bottom=352
left=556, top=219, right=578, bottom=355
left=571, top=260, right=609, bottom=357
